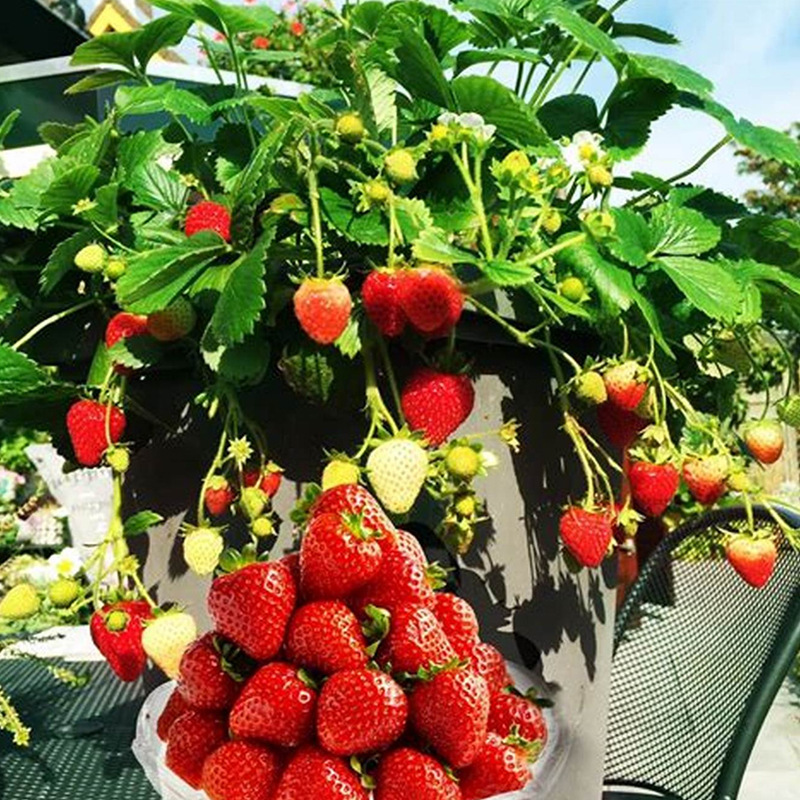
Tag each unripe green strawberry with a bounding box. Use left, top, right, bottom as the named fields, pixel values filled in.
left=240, top=486, right=267, bottom=519
left=728, top=470, right=752, bottom=493
left=74, top=243, right=107, bottom=273
left=251, top=516, right=274, bottom=538
left=385, top=149, right=417, bottom=185
left=445, top=445, right=481, bottom=479
left=48, top=578, right=81, bottom=608
left=336, top=112, right=366, bottom=143
left=142, top=610, right=197, bottom=679
left=560, top=276, right=586, bottom=302
left=582, top=208, right=615, bottom=240
left=106, top=447, right=130, bottom=474
left=104, top=256, right=127, bottom=280
left=542, top=208, right=562, bottom=234
left=363, top=179, right=391, bottom=206
left=183, top=528, right=224, bottom=576
left=0, top=584, right=40, bottom=619
left=778, top=395, right=800, bottom=428
left=573, top=370, right=606, bottom=405
left=453, top=491, right=477, bottom=518
left=147, top=298, right=196, bottom=342
left=367, top=437, right=428, bottom=514
left=496, top=150, right=530, bottom=184
left=587, top=164, right=613, bottom=187
left=322, top=459, right=360, bottom=491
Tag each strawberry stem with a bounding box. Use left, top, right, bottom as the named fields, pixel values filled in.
left=307, top=137, right=326, bottom=279
left=11, top=299, right=98, bottom=352
left=362, top=344, right=400, bottom=436
left=375, top=335, right=405, bottom=426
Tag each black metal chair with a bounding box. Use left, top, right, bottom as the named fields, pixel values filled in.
left=603, top=505, right=800, bottom=800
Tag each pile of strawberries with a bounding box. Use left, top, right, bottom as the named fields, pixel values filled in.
left=157, top=485, right=547, bottom=800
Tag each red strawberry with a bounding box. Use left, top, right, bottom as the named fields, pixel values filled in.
left=300, top=512, right=383, bottom=600
left=744, top=420, right=784, bottom=465
left=202, top=740, right=282, bottom=800
left=259, top=464, right=283, bottom=498
left=628, top=461, right=680, bottom=517
left=457, top=733, right=531, bottom=799
left=310, top=485, right=396, bottom=544
left=207, top=560, right=296, bottom=660
left=165, top=708, right=227, bottom=789
left=67, top=399, right=126, bottom=467
left=375, top=747, right=462, bottom=800
left=682, top=455, right=728, bottom=505
left=105, top=312, right=149, bottom=374
left=488, top=691, right=548, bottom=747
left=398, top=267, right=463, bottom=335
left=362, top=270, right=407, bottom=337
left=401, top=368, right=475, bottom=446
left=204, top=476, right=235, bottom=517
left=293, top=277, right=352, bottom=345
left=185, top=200, right=231, bottom=241
left=380, top=604, right=457, bottom=674
left=317, top=668, right=408, bottom=755
left=725, top=536, right=777, bottom=589
left=178, top=633, right=241, bottom=710
left=351, top=530, right=436, bottom=615
left=410, top=666, right=490, bottom=768
left=274, top=745, right=369, bottom=800
left=90, top=600, right=152, bottom=681
left=603, top=362, right=648, bottom=411
left=558, top=506, right=614, bottom=568
left=229, top=662, right=317, bottom=747
left=466, top=642, right=511, bottom=695
left=157, top=689, right=191, bottom=741
left=281, top=551, right=301, bottom=586
left=434, top=593, right=479, bottom=657
left=597, top=402, right=646, bottom=449
left=285, top=600, right=368, bottom=674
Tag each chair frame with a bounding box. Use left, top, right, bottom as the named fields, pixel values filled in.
left=605, top=504, right=800, bottom=800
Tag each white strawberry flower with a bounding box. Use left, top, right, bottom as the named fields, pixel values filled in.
left=24, top=561, right=59, bottom=588
left=561, top=130, right=606, bottom=173
left=47, top=547, right=83, bottom=578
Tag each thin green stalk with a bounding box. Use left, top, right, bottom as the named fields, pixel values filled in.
left=387, top=194, right=398, bottom=269
left=450, top=149, right=494, bottom=260
left=11, top=299, right=97, bottom=351
left=516, top=233, right=587, bottom=267
left=363, top=344, right=399, bottom=436
left=307, top=149, right=326, bottom=279
left=376, top=335, right=405, bottom=425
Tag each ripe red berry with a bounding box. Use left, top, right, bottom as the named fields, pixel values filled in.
left=401, top=368, right=475, bottom=446
left=89, top=600, right=152, bottom=681
left=398, top=267, right=463, bottom=335
left=207, top=560, right=296, bottom=660
left=682, top=455, right=728, bottom=506
left=317, top=668, right=408, bottom=755
left=309, top=484, right=396, bottom=543
left=488, top=691, right=548, bottom=747
left=165, top=708, right=227, bottom=789
left=178, top=633, right=241, bottom=711
left=293, top=277, right=352, bottom=345
left=457, top=732, right=531, bottom=799
left=202, top=740, right=282, bottom=800
left=259, top=466, right=283, bottom=498
left=185, top=200, right=231, bottom=241
left=725, top=536, right=777, bottom=589
left=380, top=603, right=457, bottom=675
left=67, top=399, right=126, bottom=467
left=229, top=662, right=317, bottom=748
left=597, top=402, right=646, bottom=450
left=628, top=461, right=680, bottom=517
left=157, top=689, right=191, bottom=741
left=204, top=476, right=235, bottom=517
left=362, top=270, right=408, bottom=337
left=434, top=593, right=480, bottom=658
left=603, top=361, right=648, bottom=411
left=105, top=312, right=149, bottom=375
left=274, top=745, right=369, bottom=800
left=744, top=420, right=784, bottom=465
left=558, top=506, right=615, bottom=568
left=375, top=748, right=462, bottom=800
left=465, top=642, right=512, bottom=696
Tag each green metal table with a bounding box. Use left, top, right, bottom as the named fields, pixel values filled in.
left=0, top=660, right=159, bottom=799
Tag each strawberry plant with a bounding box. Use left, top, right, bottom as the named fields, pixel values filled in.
left=1, top=0, right=800, bottom=761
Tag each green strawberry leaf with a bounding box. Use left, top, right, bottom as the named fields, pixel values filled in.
left=39, top=165, right=100, bottom=215
left=412, top=229, right=479, bottom=265
left=607, top=208, right=652, bottom=267
left=480, top=260, right=534, bottom=287
left=0, top=342, right=75, bottom=405
left=649, top=204, right=721, bottom=257
left=538, top=94, right=600, bottom=139
left=124, top=510, right=164, bottom=537
left=657, top=256, right=744, bottom=321
left=40, top=229, right=95, bottom=295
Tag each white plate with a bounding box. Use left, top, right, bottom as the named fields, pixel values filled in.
left=133, top=662, right=570, bottom=799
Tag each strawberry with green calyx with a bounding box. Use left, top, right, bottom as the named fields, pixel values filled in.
left=488, top=688, right=548, bottom=750
left=285, top=600, right=369, bottom=674
left=559, top=276, right=586, bottom=303
left=457, top=732, right=533, bottom=799
left=778, top=395, right=800, bottom=429
left=317, top=668, right=409, bottom=756
left=0, top=584, right=40, bottom=619
left=409, top=662, right=490, bottom=769
left=440, top=514, right=478, bottom=555
left=240, top=486, right=268, bottom=519
left=367, top=433, right=429, bottom=515
left=294, top=276, right=353, bottom=345
left=743, top=419, right=784, bottom=465
left=157, top=689, right=191, bottom=741
left=682, top=454, right=729, bottom=506
left=362, top=269, right=408, bottom=337
left=141, top=608, right=197, bottom=679
left=106, top=446, right=130, bottom=474
left=322, top=455, right=361, bottom=490
left=178, top=632, right=248, bottom=710
left=627, top=426, right=681, bottom=517
left=208, top=558, right=297, bottom=660
left=444, top=444, right=482, bottom=480
left=725, top=534, right=777, bottom=588
left=48, top=578, right=81, bottom=608
left=336, top=112, right=366, bottom=144
left=401, top=366, right=475, bottom=447
left=603, top=360, right=649, bottom=411
left=90, top=600, right=153, bottom=682
left=67, top=399, right=126, bottom=467
left=104, top=255, right=127, bottom=280
left=542, top=207, right=563, bottom=234
left=202, top=740, right=282, bottom=800
left=165, top=708, right=228, bottom=789
left=146, top=297, right=196, bottom=342
left=185, top=200, right=231, bottom=241
left=558, top=505, right=615, bottom=568
left=259, top=462, right=283, bottom=498
left=384, top=149, right=418, bottom=185
left=204, top=476, right=235, bottom=517
left=361, top=180, right=393, bottom=209
left=374, top=747, right=461, bottom=800
left=571, top=369, right=607, bottom=406
left=309, top=484, right=396, bottom=543
left=229, top=661, right=318, bottom=747
left=182, top=525, right=225, bottom=576
left=379, top=603, right=456, bottom=674
left=74, top=242, right=107, bottom=273
left=300, top=511, right=383, bottom=600
left=397, top=265, right=464, bottom=336
left=273, top=745, right=370, bottom=800
left=251, top=515, right=275, bottom=538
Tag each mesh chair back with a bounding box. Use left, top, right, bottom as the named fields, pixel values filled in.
left=604, top=505, right=800, bottom=800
